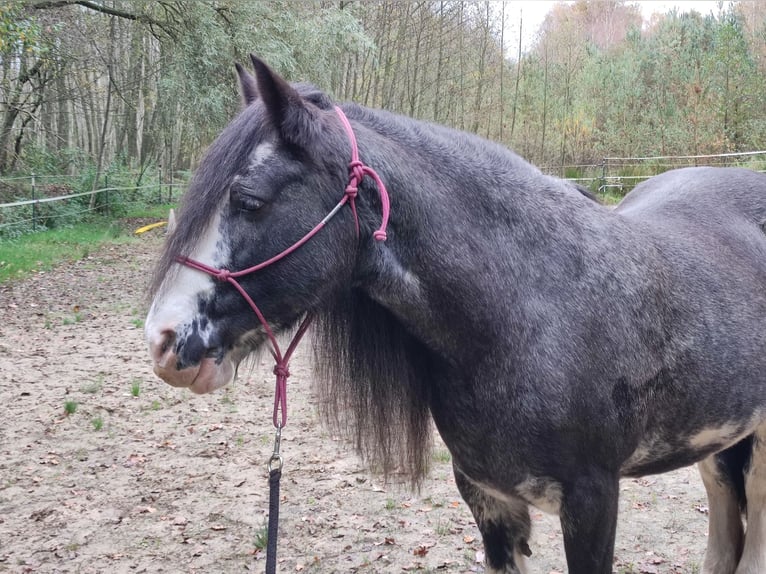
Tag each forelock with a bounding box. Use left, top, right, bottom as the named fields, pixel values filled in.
left=149, top=105, right=269, bottom=297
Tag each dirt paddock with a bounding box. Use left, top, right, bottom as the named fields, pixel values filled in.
left=1, top=233, right=711, bottom=573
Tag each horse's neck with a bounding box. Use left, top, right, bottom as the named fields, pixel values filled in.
left=354, top=117, right=617, bottom=363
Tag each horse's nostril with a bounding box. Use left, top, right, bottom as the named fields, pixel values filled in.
left=151, top=329, right=177, bottom=367
left=160, top=330, right=176, bottom=355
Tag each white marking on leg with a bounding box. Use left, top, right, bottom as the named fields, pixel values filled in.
left=736, top=425, right=766, bottom=574
left=479, top=495, right=530, bottom=574
left=460, top=473, right=531, bottom=574
left=699, top=456, right=743, bottom=574
left=515, top=476, right=563, bottom=515
left=472, top=477, right=562, bottom=516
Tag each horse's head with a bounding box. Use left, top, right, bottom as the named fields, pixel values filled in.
left=145, top=56, right=365, bottom=394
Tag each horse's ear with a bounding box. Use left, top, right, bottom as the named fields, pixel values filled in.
left=235, top=62, right=258, bottom=106
left=249, top=54, right=319, bottom=148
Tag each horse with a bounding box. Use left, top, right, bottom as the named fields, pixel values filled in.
left=145, top=56, right=766, bottom=574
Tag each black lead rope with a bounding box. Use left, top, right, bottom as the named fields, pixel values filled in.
left=265, top=468, right=281, bottom=573
left=265, top=427, right=283, bottom=574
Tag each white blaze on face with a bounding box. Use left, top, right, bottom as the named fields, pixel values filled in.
left=145, top=208, right=229, bottom=353
left=146, top=141, right=278, bottom=394
left=146, top=140, right=275, bottom=343
left=249, top=141, right=274, bottom=169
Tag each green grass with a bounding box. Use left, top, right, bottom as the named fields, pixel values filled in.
left=62, top=312, right=84, bottom=325
left=0, top=203, right=177, bottom=284
left=432, top=448, right=452, bottom=464
left=253, top=525, right=268, bottom=552
left=123, top=202, right=176, bottom=220
left=130, top=380, right=141, bottom=397
left=80, top=377, right=103, bottom=394
left=91, top=416, right=104, bottom=431
left=433, top=515, right=452, bottom=536
left=64, top=400, right=78, bottom=415
left=0, top=221, right=130, bottom=283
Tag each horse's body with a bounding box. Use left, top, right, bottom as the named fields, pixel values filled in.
left=145, top=57, right=766, bottom=574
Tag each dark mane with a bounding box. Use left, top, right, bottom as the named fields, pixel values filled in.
left=312, top=287, right=434, bottom=486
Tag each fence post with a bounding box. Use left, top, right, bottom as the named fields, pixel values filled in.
left=31, top=172, right=37, bottom=232
left=169, top=167, right=173, bottom=203
left=599, top=159, right=606, bottom=194
left=104, top=174, right=109, bottom=216
left=158, top=164, right=162, bottom=204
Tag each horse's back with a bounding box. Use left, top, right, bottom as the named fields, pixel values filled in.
left=615, top=166, right=766, bottom=227
left=614, top=167, right=766, bottom=274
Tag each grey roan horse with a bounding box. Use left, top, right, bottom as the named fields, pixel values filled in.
left=145, top=56, right=766, bottom=574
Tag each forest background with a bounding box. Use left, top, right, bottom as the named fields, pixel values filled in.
left=3, top=0, right=766, bottom=192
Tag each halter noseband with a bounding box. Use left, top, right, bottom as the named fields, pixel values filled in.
left=176, top=106, right=390, bottom=429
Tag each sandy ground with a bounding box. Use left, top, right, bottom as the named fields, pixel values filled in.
left=0, top=232, right=712, bottom=573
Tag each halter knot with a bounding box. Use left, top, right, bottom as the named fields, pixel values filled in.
left=215, top=269, right=232, bottom=282
left=348, top=160, right=365, bottom=184
left=344, top=183, right=358, bottom=199
left=373, top=230, right=387, bottom=241
left=273, top=364, right=290, bottom=379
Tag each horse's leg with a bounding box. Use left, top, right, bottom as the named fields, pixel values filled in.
left=698, top=453, right=744, bottom=574
left=453, top=467, right=531, bottom=574
left=736, top=426, right=766, bottom=574
left=558, top=470, right=620, bottom=574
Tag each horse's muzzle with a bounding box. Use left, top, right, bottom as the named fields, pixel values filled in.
left=148, top=328, right=234, bottom=394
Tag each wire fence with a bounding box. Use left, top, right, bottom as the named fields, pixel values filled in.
left=3, top=149, right=765, bottom=237
left=541, top=150, right=766, bottom=196
left=0, top=173, right=185, bottom=238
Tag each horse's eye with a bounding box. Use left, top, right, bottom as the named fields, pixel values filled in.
left=231, top=185, right=265, bottom=212
left=238, top=194, right=264, bottom=212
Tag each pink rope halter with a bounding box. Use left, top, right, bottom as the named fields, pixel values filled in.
left=177, top=106, right=390, bottom=429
